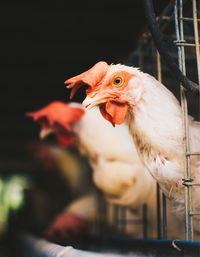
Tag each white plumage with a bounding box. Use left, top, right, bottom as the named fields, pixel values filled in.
left=70, top=106, right=183, bottom=239
left=73, top=107, right=155, bottom=206
left=126, top=68, right=200, bottom=225
left=28, top=99, right=184, bottom=239
left=67, top=61, right=200, bottom=236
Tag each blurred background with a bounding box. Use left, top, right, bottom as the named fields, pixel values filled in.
left=0, top=1, right=169, bottom=162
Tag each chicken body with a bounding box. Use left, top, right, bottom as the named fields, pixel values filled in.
left=73, top=107, right=155, bottom=206
left=70, top=107, right=183, bottom=239
left=28, top=101, right=183, bottom=239
left=66, top=61, right=200, bottom=237
left=125, top=71, right=200, bottom=224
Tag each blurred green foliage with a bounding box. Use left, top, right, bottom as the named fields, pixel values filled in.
left=0, top=175, right=30, bottom=235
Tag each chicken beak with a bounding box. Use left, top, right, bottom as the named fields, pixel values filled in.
left=39, top=127, right=53, bottom=139
left=82, top=95, right=107, bottom=109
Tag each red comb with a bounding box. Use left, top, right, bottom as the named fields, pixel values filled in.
left=65, top=61, right=109, bottom=98
left=26, top=101, right=85, bottom=129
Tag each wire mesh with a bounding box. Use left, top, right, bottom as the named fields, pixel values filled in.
left=91, top=191, right=148, bottom=239
left=174, top=0, right=200, bottom=241
left=128, top=0, right=200, bottom=241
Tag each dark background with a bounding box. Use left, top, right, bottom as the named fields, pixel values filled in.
left=0, top=1, right=169, bottom=173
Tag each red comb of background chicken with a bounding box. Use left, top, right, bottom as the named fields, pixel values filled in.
left=65, top=61, right=109, bottom=98
left=26, top=101, right=85, bottom=130
left=26, top=101, right=85, bottom=146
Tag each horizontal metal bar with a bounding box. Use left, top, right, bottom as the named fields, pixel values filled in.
left=174, top=42, right=200, bottom=47
left=174, top=39, right=186, bottom=43
left=179, top=17, right=200, bottom=22
left=160, top=16, right=200, bottom=22
left=186, top=152, right=200, bottom=156
left=190, top=183, right=200, bottom=186
left=190, top=212, right=200, bottom=216
left=183, top=182, right=200, bottom=186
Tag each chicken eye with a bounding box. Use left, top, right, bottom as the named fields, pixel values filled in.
left=113, top=77, right=123, bottom=86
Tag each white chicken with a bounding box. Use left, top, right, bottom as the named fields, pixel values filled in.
left=27, top=101, right=183, bottom=239
left=65, top=61, right=200, bottom=236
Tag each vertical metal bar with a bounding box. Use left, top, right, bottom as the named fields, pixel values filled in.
left=111, top=204, right=114, bottom=231
left=179, top=0, right=194, bottom=241
left=113, top=205, right=119, bottom=231
left=192, top=0, right=200, bottom=85
left=192, top=0, right=200, bottom=121
left=102, top=199, right=108, bottom=234
left=162, top=194, right=168, bottom=239
left=120, top=207, right=126, bottom=234
left=156, top=183, right=162, bottom=239
left=96, top=192, right=108, bottom=235
left=96, top=193, right=102, bottom=235
left=156, top=50, right=162, bottom=82
left=174, top=0, right=193, bottom=240
left=142, top=204, right=148, bottom=238
left=92, top=194, right=98, bottom=235
left=97, top=193, right=103, bottom=235
left=156, top=50, right=168, bottom=239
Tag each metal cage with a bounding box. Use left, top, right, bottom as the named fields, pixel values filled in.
left=127, top=0, right=200, bottom=241
left=80, top=0, right=200, bottom=243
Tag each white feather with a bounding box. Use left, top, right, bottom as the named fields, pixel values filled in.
left=71, top=106, right=183, bottom=239
left=105, top=64, right=200, bottom=235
